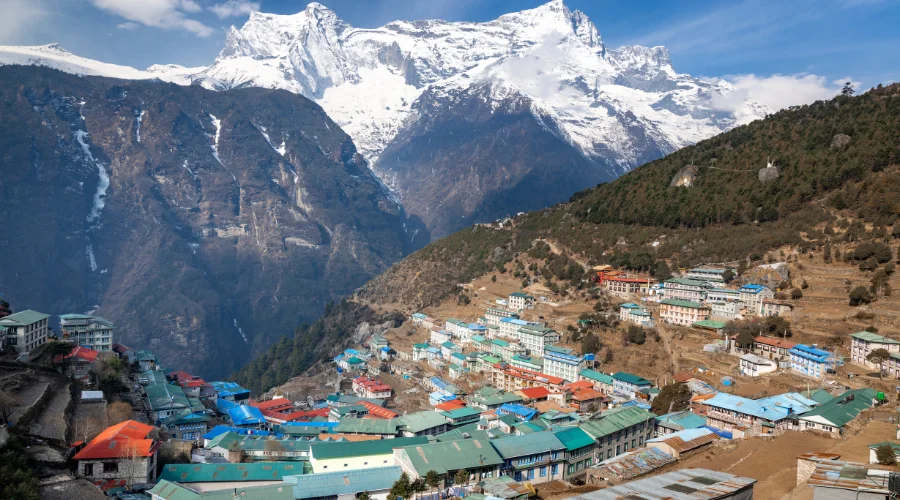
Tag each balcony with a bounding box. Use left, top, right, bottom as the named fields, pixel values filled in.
left=706, top=410, right=753, bottom=426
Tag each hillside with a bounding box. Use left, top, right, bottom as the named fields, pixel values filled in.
left=233, top=83, right=900, bottom=394
left=0, top=66, right=425, bottom=378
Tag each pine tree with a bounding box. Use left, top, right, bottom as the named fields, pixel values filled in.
left=841, top=82, right=855, bottom=96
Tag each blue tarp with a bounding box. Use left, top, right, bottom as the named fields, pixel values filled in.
left=227, top=404, right=265, bottom=426
left=702, top=425, right=733, bottom=439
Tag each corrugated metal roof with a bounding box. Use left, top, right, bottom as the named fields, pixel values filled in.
left=646, top=428, right=718, bottom=453
left=149, top=479, right=294, bottom=499
left=398, top=411, right=450, bottom=433
left=553, top=427, right=595, bottom=451
left=285, top=466, right=402, bottom=499
left=571, top=467, right=756, bottom=500
left=798, top=388, right=878, bottom=428
left=311, top=436, right=427, bottom=460
left=592, top=447, right=676, bottom=481
left=579, top=407, right=655, bottom=440
left=159, top=462, right=304, bottom=482
left=491, top=431, right=565, bottom=458
left=399, top=438, right=504, bottom=475
left=806, top=459, right=892, bottom=493
left=333, top=417, right=400, bottom=435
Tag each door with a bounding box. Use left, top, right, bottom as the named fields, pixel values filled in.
left=83, top=463, right=94, bottom=476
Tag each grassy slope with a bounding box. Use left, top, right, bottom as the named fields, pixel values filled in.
left=233, top=84, right=900, bottom=394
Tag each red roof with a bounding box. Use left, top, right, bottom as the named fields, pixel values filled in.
left=673, top=372, right=693, bottom=383
left=754, top=336, right=797, bottom=349
left=435, top=400, right=466, bottom=411
left=55, top=346, right=99, bottom=364
left=605, top=276, right=654, bottom=283
left=73, top=420, right=157, bottom=460
left=181, top=379, right=209, bottom=388
left=562, top=380, right=594, bottom=392
left=282, top=408, right=329, bottom=422
left=251, top=398, right=295, bottom=413
left=571, top=387, right=604, bottom=402
left=353, top=376, right=391, bottom=393
left=517, top=387, right=550, bottom=399
left=496, top=365, right=565, bottom=386
left=360, top=401, right=398, bottom=419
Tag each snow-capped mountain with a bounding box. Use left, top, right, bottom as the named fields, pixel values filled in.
left=0, top=0, right=768, bottom=236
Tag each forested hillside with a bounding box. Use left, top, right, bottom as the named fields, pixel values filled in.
left=234, top=83, right=900, bottom=394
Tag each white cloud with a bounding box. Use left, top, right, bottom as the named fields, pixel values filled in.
left=116, top=21, right=139, bottom=30
left=209, top=0, right=260, bottom=19
left=90, top=0, right=213, bottom=37
left=710, top=73, right=852, bottom=112
left=1, top=0, right=48, bottom=44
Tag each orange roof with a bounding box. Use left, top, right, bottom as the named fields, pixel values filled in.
left=517, top=387, right=550, bottom=399
left=562, top=380, right=594, bottom=392
left=73, top=420, right=156, bottom=460
left=360, top=401, right=398, bottom=419
left=55, top=346, right=99, bottom=364
left=754, top=336, right=797, bottom=349
left=251, top=399, right=295, bottom=412
left=604, top=276, right=654, bottom=283
left=571, top=387, right=604, bottom=402
left=497, top=365, right=565, bottom=386
left=318, top=434, right=381, bottom=442
left=435, top=400, right=466, bottom=411
left=283, top=408, right=329, bottom=422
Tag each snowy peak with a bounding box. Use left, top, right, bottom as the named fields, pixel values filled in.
left=608, top=45, right=672, bottom=73
left=498, top=0, right=604, bottom=52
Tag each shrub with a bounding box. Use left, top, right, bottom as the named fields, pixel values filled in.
left=626, top=326, right=646, bottom=345
left=791, top=288, right=803, bottom=300
left=849, top=286, right=873, bottom=306
left=876, top=444, right=897, bottom=465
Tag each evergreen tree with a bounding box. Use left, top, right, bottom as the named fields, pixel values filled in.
left=841, top=81, right=855, bottom=96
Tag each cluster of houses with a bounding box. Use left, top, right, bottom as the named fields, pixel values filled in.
left=608, top=266, right=795, bottom=332
left=0, top=308, right=115, bottom=363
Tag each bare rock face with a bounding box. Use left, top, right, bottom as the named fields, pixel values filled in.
left=831, top=134, right=851, bottom=149
left=670, top=164, right=699, bottom=187
left=0, top=66, right=424, bottom=377
left=758, top=162, right=780, bottom=183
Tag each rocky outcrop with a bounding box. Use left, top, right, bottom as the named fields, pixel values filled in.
left=0, top=66, right=425, bottom=377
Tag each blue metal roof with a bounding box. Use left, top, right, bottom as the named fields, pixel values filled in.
left=646, top=427, right=715, bottom=444
left=790, top=344, right=832, bottom=362
left=500, top=318, right=532, bottom=326
left=468, top=323, right=487, bottom=330
left=703, top=392, right=817, bottom=421
left=228, top=405, right=265, bottom=426
left=739, top=284, right=767, bottom=293
left=498, top=403, right=537, bottom=421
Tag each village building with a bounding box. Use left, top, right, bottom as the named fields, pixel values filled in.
left=603, top=277, right=654, bottom=298
left=739, top=353, right=777, bottom=377
left=136, top=350, right=158, bottom=372
left=542, top=350, right=585, bottom=383
left=56, top=346, right=100, bottom=382
left=739, top=284, right=775, bottom=314
left=685, top=267, right=731, bottom=285
left=580, top=369, right=615, bottom=394
left=445, top=318, right=468, bottom=339
left=654, top=411, right=708, bottom=436
left=753, top=336, right=797, bottom=361
left=209, top=381, right=251, bottom=403
left=492, top=432, right=567, bottom=484
left=484, top=308, right=519, bottom=327
left=286, top=466, right=404, bottom=500
left=663, top=278, right=709, bottom=302
left=801, top=458, right=893, bottom=498
left=440, top=406, right=483, bottom=428
left=850, top=331, right=900, bottom=370
left=150, top=479, right=293, bottom=500
left=646, top=427, right=719, bottom=459
left=700, top=392, right=818, bottom=436
left=395, top=438, right=504, bottom=486
left=308, top=436, right=428, bottom=473
left=492, top=365, right=566, bottom=393
left=59, top=313, right=114, bottom=352
left=0, top=309, right=50, bottom=357
left=397, top=411, right=450, bottom=437
left=73, top=420, right=159, bottom=486
left=352, top=377, right=392, bottom=399
left=440, top=341, right=462, bottom=361
left=553, top=426, right=598, bottom=479
left=498, top=317, right=539, bottom=339
left=492, top=339, right=528, bottom=360
left=576, top=468, right=756, bottom=500
left=579, top=407, right=657, bottom=462
left=517, top=324, right=561, bottom=356
left=659, top=299, right=710, bottom=326
left=510, top=354, right=544, bottom=372
left=790, top=344, right=834, bottom=379
left=509, top=292, right=535, bottom=311
left=760, top=299, right=794, bottom=318
left=708, top=300, right=742, bottom=322
left=706, top=287, right=741, bottom=302
left=611, top=372, right=652, bottom=399
left=471, top=388, right=525, bottom=410
left=798, top=388, right=879, bottom=434
left=618, top=303, right=654, bottom=327
left=410, top=313, right=439, bottom=330
left=112, top=343, right=136, bottom=364
left=160, top=409, right=211, bottom=441
left=430, top=328, right=453, bottom=345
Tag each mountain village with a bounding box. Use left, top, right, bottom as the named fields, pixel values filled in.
left=4, top=248, right=900, bottom=500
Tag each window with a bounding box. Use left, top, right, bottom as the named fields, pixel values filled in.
left=102, top=462, right=118, bottom=473
left=623, top=442, right=629, bottom=452
left=607, top=450, right=612, bottom=459
left=540, top=466, right=547, bottom=477
left=551, top=464, right=558, bottom=475
left=527, top=469, right=534, bottom=480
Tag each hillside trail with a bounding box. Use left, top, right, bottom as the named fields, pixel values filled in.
left=655, top=321, right=681, bottom=375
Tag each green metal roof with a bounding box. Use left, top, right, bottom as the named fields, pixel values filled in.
left=481, top=355, right=502, bottom=364
left=510, top=292, right=533, bottom=298
left=850, top=332, right=900, bottom=344
left=580, top=369, right=614, bottom=385
left=802, top=388, right=836, bottom=405
left=798, top=388, right=878, bottom=428
left=441, top=341, right=458, bottom=349
left=491, top=432, right=565, bottom=459
left=159, top=462, right=305, bottom=482
left=144, top=383, right=191, bottom=411
left=579, top=407, right=656, bottom=439
left=440, top=407, right=483, bottom=420
left=514, top=422, right=544, bottom=434
left=492, top=339, right=510, bottom=347
left=149, top=479, right=293, bottom=500
left=660, top=298, right=707, bottom=309
left=333, top=418, right=400, bottom=435
left=613, top=372, right=652, bottom=386
left=867, top=442, right=900, bottom=452
left=473, top=392, right=524, bottom=407
left=0, top=309, right=49, bottom=326
left=310, top=436, right=427, bottom=460
left=397, top=438, right=504, bottom=475
left=693, top=320, right=727, bottom=329
left=447, top=318, right=467, bottom=326
left=161, top=409, right=211, bottom=427
left=206, top=432, right=243, bottom=451
left=136, top=349, right=157, bottom=361
left=553, top=427, right=595, bottom=451
left=398, top=411, right=450, bottom=433
left=665, top=278, right=709, bottom=287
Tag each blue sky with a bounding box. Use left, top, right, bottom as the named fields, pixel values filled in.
left=4, top=0, right=899, bottom=106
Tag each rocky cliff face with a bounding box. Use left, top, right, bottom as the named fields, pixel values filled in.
left=0, top=66, right=425, bottom=377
